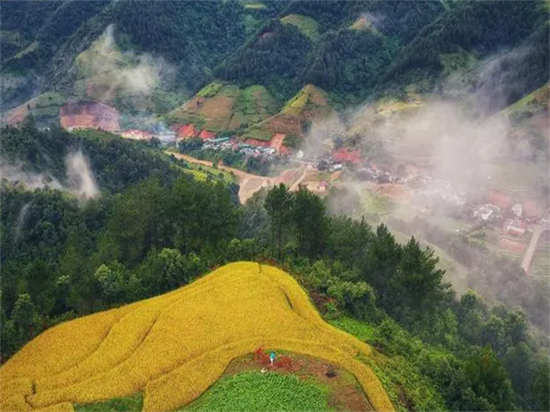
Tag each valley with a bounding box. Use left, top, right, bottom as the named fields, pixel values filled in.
left=1, top=1, right=549, bottom=412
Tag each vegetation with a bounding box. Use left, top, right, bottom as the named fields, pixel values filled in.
left=75, top=393, right=143, bottom=412
left=280, top=14, right=320, bottom=41
left=182, top=372, right=331, bottom=412
left=1, top=1, right=550, bottom=410
left=1, top=104, right=549, bottom=412
left=0, top=263, right=392, bottom=412
left=177, top=138, right=283, bottom=176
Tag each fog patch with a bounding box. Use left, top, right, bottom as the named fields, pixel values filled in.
left=66, top=150, right=100, bottom=199
left=76, top=25, right=174, bottom=106
left=0, top=158, right=63, bottom=190
left=1, top=151, right=100, bottom=199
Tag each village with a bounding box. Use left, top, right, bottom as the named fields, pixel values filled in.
left=53, top=100, right=549, bottom=275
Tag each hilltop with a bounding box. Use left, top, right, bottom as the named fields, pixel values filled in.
left=0, top=262, right=392, bottom=412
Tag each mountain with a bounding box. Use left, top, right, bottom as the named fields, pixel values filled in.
left=1, top=2, right=549, bottom=412
left=2, top=1, right=547, bottom=126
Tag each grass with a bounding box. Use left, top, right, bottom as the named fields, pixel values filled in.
left=243, top=2, right=266, bottom=10
left=490, top=161, right=540, bottom=197
left=334, top=319, right=447, bottom=412
left=196, top=82, right=224, bottom=98
left=282, top=84, right=328, bottom=116
left=181, top=371, right=333, bottom=412
left=0, top=262, right=393, bottom=412
left=281, top=14, right=319, bottom=40
left=14, top=41, right=39, bottom=59
left=242, top=125, right=274, bottom=141
left=330, top=317, right=377, bottom=342
left=361, top=189, right=396, bottom=217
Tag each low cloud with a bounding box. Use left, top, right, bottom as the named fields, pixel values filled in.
left=0, top=151, right=100, bottom=199
left=76, top=25, right=173, bottom=104
left=65, top=150, right=100, bottom=199
left=0, top=158, right=63, bottom=190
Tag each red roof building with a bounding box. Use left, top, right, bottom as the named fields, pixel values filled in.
left=332, top=148, right=361, bottom=165
left=198, top=129, right=216, bottom=140
left=487, top=190, right=512, bottom=210
left=504, top=219, right=527, bottom=237
left=245, top=138, right=271, bottom=148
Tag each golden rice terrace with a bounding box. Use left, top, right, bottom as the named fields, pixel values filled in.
left=0, top=262, right=394, bottom=412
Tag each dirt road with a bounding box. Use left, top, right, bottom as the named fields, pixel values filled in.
left=168, top=152, right=307, bottom=204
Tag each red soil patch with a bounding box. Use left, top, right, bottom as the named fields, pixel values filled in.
left=246, top=133, right=288, bottom=154
left=174, top=124, right=198, bottom=139
left=270, top=133, right=286, bottom=153
left=60, top=101, right=120, bottom=132
left=499, top=238, right=527, bottom=253
left=258, top=31, right=275, bottom=43
left=3, top=104, right=28, bottom=124
left=330, top=171, right=342, bottom=182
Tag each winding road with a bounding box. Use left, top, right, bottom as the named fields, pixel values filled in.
left=167, top=152, right=309, bottom=204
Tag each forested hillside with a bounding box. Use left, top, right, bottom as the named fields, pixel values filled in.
left=1, top=2, right=549, bottom=411
left=2, top=120, right=549, bottom=411
left=2, top=1, right=547, bottom=113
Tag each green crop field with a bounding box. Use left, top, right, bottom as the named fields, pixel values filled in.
left=73, top=372, right=333, bottom=412
left=531, top=239, right=550, bottom=279
left=181, top=371, right=332, bottom=412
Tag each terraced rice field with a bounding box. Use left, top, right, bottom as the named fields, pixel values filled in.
left=489, top=162, right=540, bottom=198
left=0, top=262, right=393, bottom=412
left=167, top=83, right=278, bottom=133
left=530, top=239, right=550, bottom=279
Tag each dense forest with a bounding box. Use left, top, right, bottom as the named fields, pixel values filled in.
left=1, top=122, right=548, bottom=411
left=2, top=1, right=547, bottom=111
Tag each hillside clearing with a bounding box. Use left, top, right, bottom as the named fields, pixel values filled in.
left=166, top=83, right=278, bottom=133
left=281, top=14, right=319, bottom=40
left=0, top=262, right=393, bottom=412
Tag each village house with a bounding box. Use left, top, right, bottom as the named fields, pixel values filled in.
left=503, top=219, right=527, bottom=237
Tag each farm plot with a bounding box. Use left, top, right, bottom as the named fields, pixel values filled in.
left=530, top=238, right=550, bottom=279
left=181, top=371, right=331, bottom=412
left=0, top=262, right=393, bottom=412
